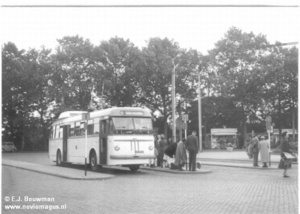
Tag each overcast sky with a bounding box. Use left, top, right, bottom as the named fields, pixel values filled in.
left=1, top=0, right=299, bottom=54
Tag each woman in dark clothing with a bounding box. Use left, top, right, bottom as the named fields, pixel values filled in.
left=164, top=143, right=177, bottom=159
left=281, top=132, right=294, bottom=178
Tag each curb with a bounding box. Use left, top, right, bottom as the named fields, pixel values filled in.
left=199, top=158, right=281, bottom=164
left=200, top=162, right=282, bottom=170
left=2, top=162, right=115, bottom=181
left=141, top=166, right=212, bottom=174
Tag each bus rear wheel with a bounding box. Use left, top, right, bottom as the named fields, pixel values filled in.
left=90, top=151, right=98, bottom=172
left=56, top=150, right=62, bottom=166
left=129, top=165, right=140, bottom=172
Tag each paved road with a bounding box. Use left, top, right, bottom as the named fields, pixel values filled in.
left=2, top=153, right=298, bottom=214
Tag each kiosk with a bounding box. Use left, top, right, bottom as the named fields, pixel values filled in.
left=210, top=128, right=238, bottom=149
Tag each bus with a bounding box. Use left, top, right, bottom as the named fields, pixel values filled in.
left=49, top=107, right=155, bottom=172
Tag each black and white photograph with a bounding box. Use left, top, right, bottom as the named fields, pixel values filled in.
left=1, top=0, right=299, bottom=213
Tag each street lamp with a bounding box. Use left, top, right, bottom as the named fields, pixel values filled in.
left=192, top=68, right=203, bottom=152
left=172, top=58, right=179, bottom=142
left=197, top=71, right=203, bottom=153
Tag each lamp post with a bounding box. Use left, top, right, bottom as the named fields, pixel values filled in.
left=172, top=59, right=179, bottom=142
left=191, top=69, right=203, bottom=152
left=198, top=71, right=202, bottom=152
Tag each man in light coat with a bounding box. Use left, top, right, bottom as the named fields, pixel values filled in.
left=258, top=136, right=269, bottom=167
left=174, top=139, right=187, bottom=171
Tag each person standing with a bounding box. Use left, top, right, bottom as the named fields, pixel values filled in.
left=157, top=134, right=167, bottom=167
left=164, top=142, right=177, bottom=159
left=258, top=136, right=269, bottom=167
left=174, top=138, right=187, bottom=171
left=164, top=140, right=177, bottom=168
left=281, top=132, right=295, bottom=178
left=250, top=135, right=260, bottom=167
left=156, top=135, right=162, bottom=167
left=186, top=131, right=199, bottom=171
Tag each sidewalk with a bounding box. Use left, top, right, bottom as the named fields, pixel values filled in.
left=196, top=149, right=293, bottom=169
left=197, top=149, right=281, bottom=162
left=2, top=159, right=115, bottom=180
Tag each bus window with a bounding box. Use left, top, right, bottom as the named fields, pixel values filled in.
left=80, top=122, right=86, bottom=135
left=133, top=118, right=152, bottom=130
left=100, top=120, right=107, bottom=135
left=59, top=126, right=63, bottom=138
left=52, top=126, right=55, bottom=139
left=55, top=126, right=60, bottom=138
left=108, top=119, right=114, bottom=134
left=94, top=122, right=99, bottom=134
left=112, top=117, right=134, bottom=129
left=75, top=122, right=81, bottom=136
left=69, top=123, right=75, bottom=136
left=49, top=126, right=53, bottom=139
left=87, top=119, right=94, bottom=135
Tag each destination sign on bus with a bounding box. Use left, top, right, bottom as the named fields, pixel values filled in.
left=120, top=111, right=144, bottom=116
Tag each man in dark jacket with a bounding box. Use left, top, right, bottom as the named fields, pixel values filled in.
left=280, top=132, right=295, bottom=178
left=186, top=131, right=199, bottom=171
left=157, top=134, right=167, bottom=167
left=250, top=135, right=260, bottom=167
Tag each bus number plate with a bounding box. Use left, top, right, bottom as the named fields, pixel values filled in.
left=135, top=151, right=144, bottom=153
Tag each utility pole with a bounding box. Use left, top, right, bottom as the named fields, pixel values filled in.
left=198, top=71, right=202, bottom=152
left=172, top=59, right=177, bottom=142
left=191, top=69, right=203, bottom=152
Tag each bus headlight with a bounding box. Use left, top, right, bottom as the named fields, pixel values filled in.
left=115, top=146, right=120, bottom=151
left=149, top=146, right=153, bottom=150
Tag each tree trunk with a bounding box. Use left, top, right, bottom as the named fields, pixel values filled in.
left=164, top=120, right=168, bottom=144
left=278, top=92, right=282, bottom=144
left=178, top=103, right=182, bottom=141
left=292, top=105, right=296, bottom=141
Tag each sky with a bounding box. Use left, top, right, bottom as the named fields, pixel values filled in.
left=0, top=0, right=299, bottom=55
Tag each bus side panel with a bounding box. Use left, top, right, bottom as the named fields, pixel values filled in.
left=49, top=139, right=63, bottom=162
left=67, top=137, right=83, bottom=164
left=67, top=136, right=99, bottom=165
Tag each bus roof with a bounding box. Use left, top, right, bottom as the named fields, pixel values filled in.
left=90, top=107, right=152, bottom=118
left=52, top=107, right=152, bottom=126
left=58, top=111, right=87, bottom=119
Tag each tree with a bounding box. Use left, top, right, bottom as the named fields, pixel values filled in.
left=51, top=35, right=97, bottom=113
left=207, top=27, right=269, bottom=144
left=137, top=38, right=200, bottom=139
left=95, top=37, right=142, bottom=107
left=21, top=47, right=56, bottom=150
left=2, top=43, right=57, bottom=150
left=2, top=42, right=28, bottom=148
left=261, top=45, right=298, bottom=143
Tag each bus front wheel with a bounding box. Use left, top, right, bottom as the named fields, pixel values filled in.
left=56, top=150, right=62, bottom=166
left=129, top=165, right=140, bottom=172
left=90, top=151, right=98, bottom=172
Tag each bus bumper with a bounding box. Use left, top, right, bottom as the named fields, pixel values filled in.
left=110, top=155, right=155, bottom=159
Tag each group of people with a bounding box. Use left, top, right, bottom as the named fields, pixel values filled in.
left=153, top=131, right=296, bottom=177
left=154, top=131, right=200, bottom=171
left=246, top=132, right=297, bottom=178
left=246, top=135, right=269, bottom=167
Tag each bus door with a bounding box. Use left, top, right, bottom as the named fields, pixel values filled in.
left=99, top=119, right=108, bottom=164
left=62, top=125, right=69, bottom=162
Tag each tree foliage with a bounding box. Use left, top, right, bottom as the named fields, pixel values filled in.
left=2, top=28, right=298, bottom=150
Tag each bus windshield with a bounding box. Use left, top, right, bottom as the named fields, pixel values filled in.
left=112, top=117, right=152, bottom=130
